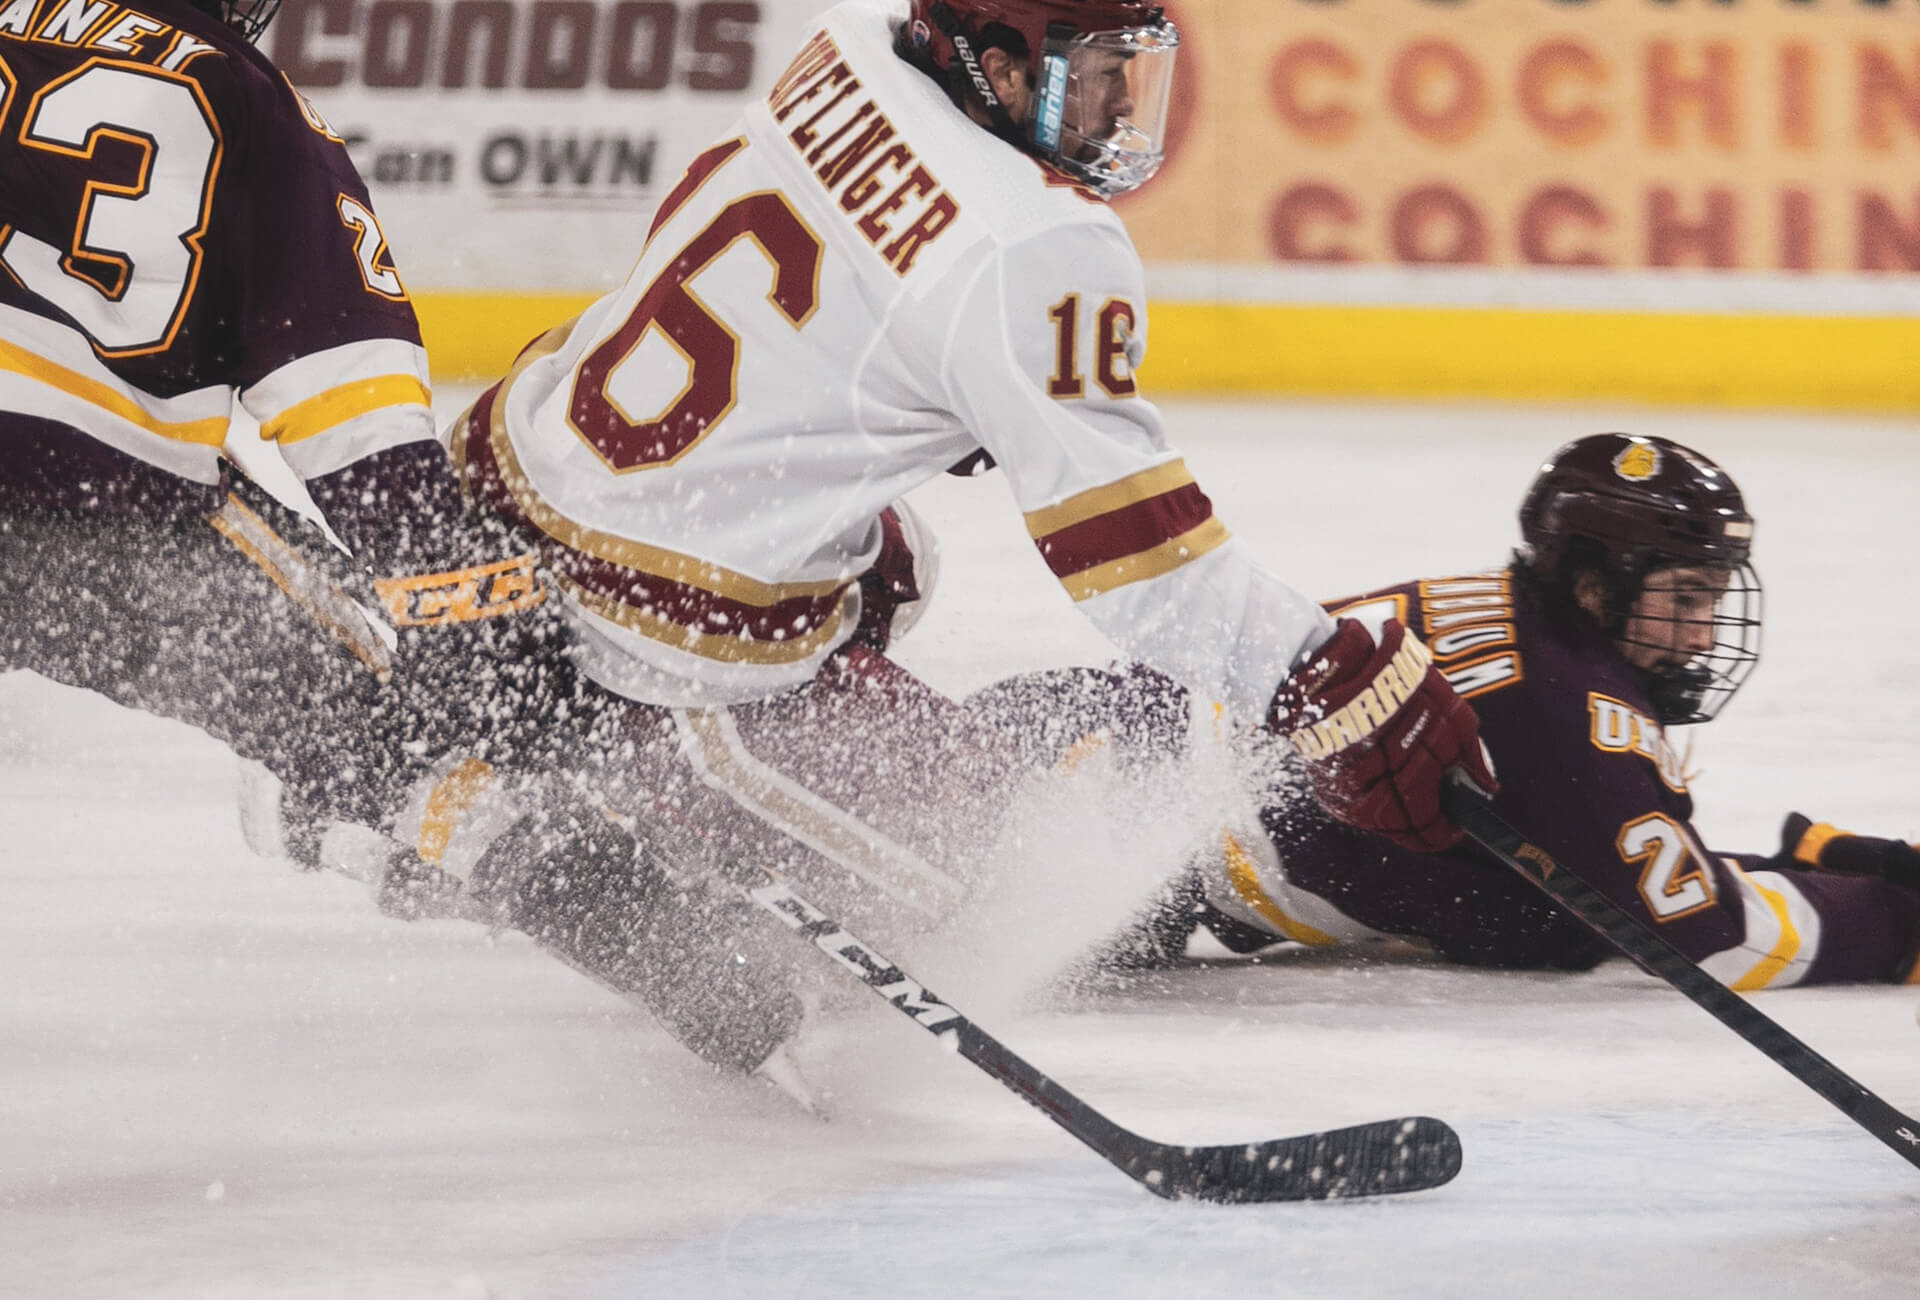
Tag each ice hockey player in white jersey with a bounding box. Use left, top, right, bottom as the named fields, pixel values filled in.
left=434, top=0, right=1497, bottom=1075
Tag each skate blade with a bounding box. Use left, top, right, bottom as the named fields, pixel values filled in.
left=753, top=1043, right=830, bottom=1120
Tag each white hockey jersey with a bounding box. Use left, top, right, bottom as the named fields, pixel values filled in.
left=453, top=0, right=1334, bottom=712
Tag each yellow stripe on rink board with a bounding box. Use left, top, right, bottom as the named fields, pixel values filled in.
left=1136, top=303, right=1920, bottom=411
left=411, top=291, right=1920, bottom=410
left=414, top=291, right=598, bottom=382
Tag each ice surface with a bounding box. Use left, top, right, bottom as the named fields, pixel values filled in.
left=4, top=397, right=1919, bottom=1298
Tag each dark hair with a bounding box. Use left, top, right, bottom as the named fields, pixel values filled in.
left=894, top=16, right=1031, bottom=106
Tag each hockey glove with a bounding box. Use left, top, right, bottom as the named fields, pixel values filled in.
left=1270, top=618, right=1496, bottom=854
left=1772, top=813, right=1920, bottom=890
left=299, top=439, right=579, bottom=766
left=372, top=550, right=579, bottom=767
left=849, top=502, right=939, bottom=652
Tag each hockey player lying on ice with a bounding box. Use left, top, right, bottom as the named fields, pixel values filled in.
left=1087, top=433, right=1920, bottom=989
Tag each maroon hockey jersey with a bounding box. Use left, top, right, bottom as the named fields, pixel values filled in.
left=0, top=0, right=436, bottom=554
left=1195, top=567, right=1920, bottom=988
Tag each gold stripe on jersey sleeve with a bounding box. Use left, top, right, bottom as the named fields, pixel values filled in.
left=1222, top=830, right=1337, bottom=948
left=560, top=575, right=849, bottom=665
left=485, top=335, right=847, bottom=606
left=1058, top=516, right=1230, bottom=601
left=0, top=338, right=227, bottom=445
left=1022, top=458, right=1196, bottom=539
left=1727, top=867, right=1803, bottom=992
left=262, top=373, right=432, bottom=445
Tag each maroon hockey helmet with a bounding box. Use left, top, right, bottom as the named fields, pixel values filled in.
left=1518, top=433, right=1761, bottom=725
left=901, top=0, right=1180, bottom=196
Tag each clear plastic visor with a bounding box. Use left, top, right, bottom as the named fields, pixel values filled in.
left=1034, top=20, right=1180, bottom=196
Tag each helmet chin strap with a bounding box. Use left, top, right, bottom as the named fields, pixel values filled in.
left=929, top=3, right=1034, bottom=153
left=1645, top=663, right=1712, bottom=727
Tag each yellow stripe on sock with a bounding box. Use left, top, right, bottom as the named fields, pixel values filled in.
left=1221, top=830, right=1336, bottom=948
left=1729, top=868, right=1803, bottom=992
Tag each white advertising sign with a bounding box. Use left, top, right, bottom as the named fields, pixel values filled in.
left=274, top=0, right=818, bottom=291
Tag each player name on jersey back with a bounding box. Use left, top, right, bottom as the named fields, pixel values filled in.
left=0, top=0, right=218, bottom=70
left=1329, top=572, right=1525, bottom=704
left=766, top=27, right=961, bottom=277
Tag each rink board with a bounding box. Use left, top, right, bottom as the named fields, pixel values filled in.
left=413, top=289, right=1920, bottom=411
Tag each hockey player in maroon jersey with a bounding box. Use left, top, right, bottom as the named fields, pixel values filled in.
left=0, top=0, right=818, bottom=1078
left=1096, top=434, right=1920, bottom=989
left=0, top=0, right=559, bottom=825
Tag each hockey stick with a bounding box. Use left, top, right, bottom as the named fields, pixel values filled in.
left=1443, top=782, right=1920, bottom=1173
left=353, top=823, right=1460, bottom=1202
left=746, top=873, right=1463, bottom=1203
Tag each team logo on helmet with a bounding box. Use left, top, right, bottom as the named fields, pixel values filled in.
left=910, top=18, right=930, bottom=47
left=1612, top=442, right=1661, bottom=481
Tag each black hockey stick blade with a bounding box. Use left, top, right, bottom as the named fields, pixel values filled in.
left=1137, top=1115, right=1464, bottom=1204
left=1443, top=781, right=1920, bottom=1174
left=748, top=877, right=1463, bottom=1202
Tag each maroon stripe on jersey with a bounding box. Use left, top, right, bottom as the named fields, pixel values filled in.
left=456, top=390, right=846, bottom=643
left=1032, top=481, right=1217, bottom=579
left=548, top=550, right=843, bottom=643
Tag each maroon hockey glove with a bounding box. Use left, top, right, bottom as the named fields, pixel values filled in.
left=1269, top=618, right=1497, bottom=854
left=1773, top=813, right=1920, bottom=890
left=850, top=503, right=938, bottom=652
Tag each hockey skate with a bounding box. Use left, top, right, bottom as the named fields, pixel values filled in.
left=457, top=797, right=815, bottom=1085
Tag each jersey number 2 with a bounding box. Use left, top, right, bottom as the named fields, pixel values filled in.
left=337, top=196, right=406, bottom=300
left=0, top=60, right=220, bottom=356
left=1618, top=812, right=1716, bottom=921
left=567, top=192, right=823, bottom=473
